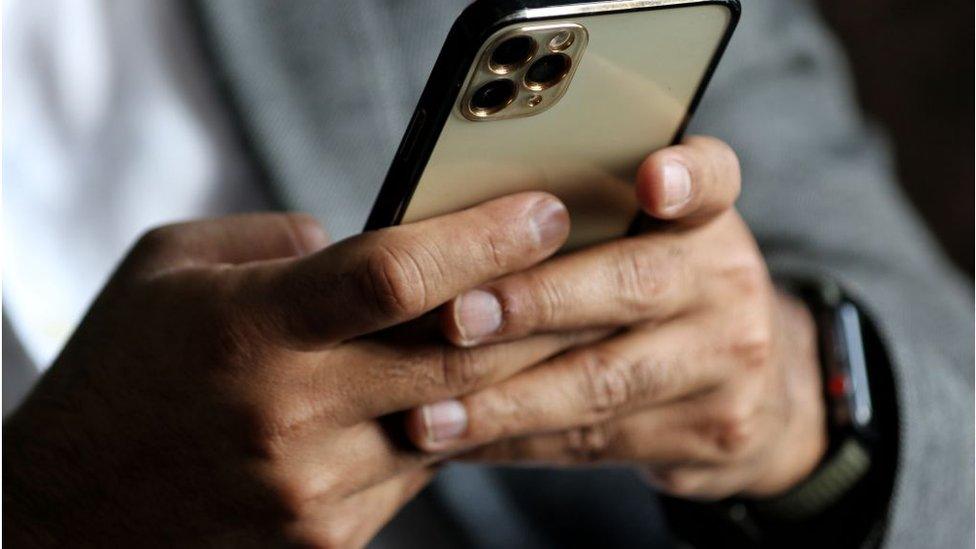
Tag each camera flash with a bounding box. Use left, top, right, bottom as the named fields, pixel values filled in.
left=548, top=30, right=574, bottom=51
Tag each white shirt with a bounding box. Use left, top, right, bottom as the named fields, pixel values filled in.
left=4, top=0, right=267, bottom=373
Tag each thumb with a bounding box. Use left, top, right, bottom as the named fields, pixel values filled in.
left=635, top=135, right=741, bottom=224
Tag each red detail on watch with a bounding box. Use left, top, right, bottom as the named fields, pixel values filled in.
left=827, top=374, right=849, bottom=397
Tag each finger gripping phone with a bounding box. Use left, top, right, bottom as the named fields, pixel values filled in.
left=365, top=0, right=739, bottom=251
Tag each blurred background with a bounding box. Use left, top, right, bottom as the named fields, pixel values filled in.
left=817, top=0, right=973, bottom=275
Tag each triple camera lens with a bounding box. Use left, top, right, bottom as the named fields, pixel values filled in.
left=469, top=32, right=575, bottom=117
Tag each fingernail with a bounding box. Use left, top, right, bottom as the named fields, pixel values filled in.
left=421, top=399, right=468, bottom=443
left=454, top=289, right=502, bottom=343
left=529, top=198, right=570, bottom=248
left=662, top=161, right=692, bottom=214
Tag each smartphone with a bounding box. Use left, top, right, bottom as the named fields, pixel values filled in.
left=365, top=0, right=740, bottom=251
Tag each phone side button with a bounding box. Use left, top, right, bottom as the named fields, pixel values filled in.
left=401, top=108, right=427, bottom=160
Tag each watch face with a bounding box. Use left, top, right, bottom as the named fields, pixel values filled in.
left=823, top=301, right=874, bottom=437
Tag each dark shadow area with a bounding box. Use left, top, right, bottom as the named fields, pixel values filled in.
left=818, top=0, right=974, bottom=275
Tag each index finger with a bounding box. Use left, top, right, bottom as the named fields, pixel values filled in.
left=635, top=135, right=741, bottom=223
left=252, top=192, right=569, bottom=346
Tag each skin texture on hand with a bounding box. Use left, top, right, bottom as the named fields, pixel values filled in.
left=406, top=136, right=828, bottom=500
left=3, top=194, right=602, bottom=547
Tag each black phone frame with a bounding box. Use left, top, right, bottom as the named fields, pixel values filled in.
left=364, top=0, right=741, bottom=232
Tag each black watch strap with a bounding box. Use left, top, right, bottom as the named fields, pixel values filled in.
left=751, top=437, right=870, bottom=521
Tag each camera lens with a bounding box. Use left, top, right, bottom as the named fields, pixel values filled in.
left=490, top=35, right=536, bottom=73
left=524, top=53, right=572, bottom=90
left=469, top=79, right=517, bottom=116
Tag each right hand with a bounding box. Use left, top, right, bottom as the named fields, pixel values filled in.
left=3, top=193, right=585, bottom=547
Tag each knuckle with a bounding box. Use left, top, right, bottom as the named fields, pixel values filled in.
left=362, top=244, right=428, bottom=319
left=437, top=349, right=490, bottom=392
left=526, top=272, right=564, bottom=329
left=267, top=472, right=322, bottom=520
left=579, top=351, right=635, bottom=418
left=562, top=422, right=614, bottom=462
left=705, top=399, right=757, bottom=459
left=724, top=252, right=768, bottom=299
left=731, top=320, right=774, bottom=371
left=472, top=390, right=523, bottom=441
left=263, top=457, right=347, bottom=524
left=613, top=243, right=671, bottom=315
left=247, top=405, right=300, bottom=461
left=245, top=388, right=327, bottom=463
left=579, top=350, right=671, bottom=417
left=719, top=257, right=775, bottom=371
left=478, top=228, right=512, bottom=271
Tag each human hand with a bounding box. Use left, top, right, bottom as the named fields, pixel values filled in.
left=405, top=137, right=827, bottom=500
left=4, top=194, right=600, bottom=546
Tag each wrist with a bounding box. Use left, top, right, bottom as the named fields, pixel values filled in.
left=748, top=281, right=884, bottom=518
left=745, top=292, right=827, bottom=497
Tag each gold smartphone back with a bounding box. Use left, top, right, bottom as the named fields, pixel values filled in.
left=401, top=2, right=735, bottom=251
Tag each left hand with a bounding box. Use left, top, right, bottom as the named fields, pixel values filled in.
left=404, top=136, right=827, bottom=499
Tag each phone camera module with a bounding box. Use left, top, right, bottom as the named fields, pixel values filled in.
left=469, top=79, right=517, bottom=116
left=524, top=53, right=572, bottom=90
left=489, top=35, right=536, bottom=74
left=462, top=23, right=585, bottom=121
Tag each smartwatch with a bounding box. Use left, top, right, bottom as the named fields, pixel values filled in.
left=750, top=278, right=878, bottom=521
